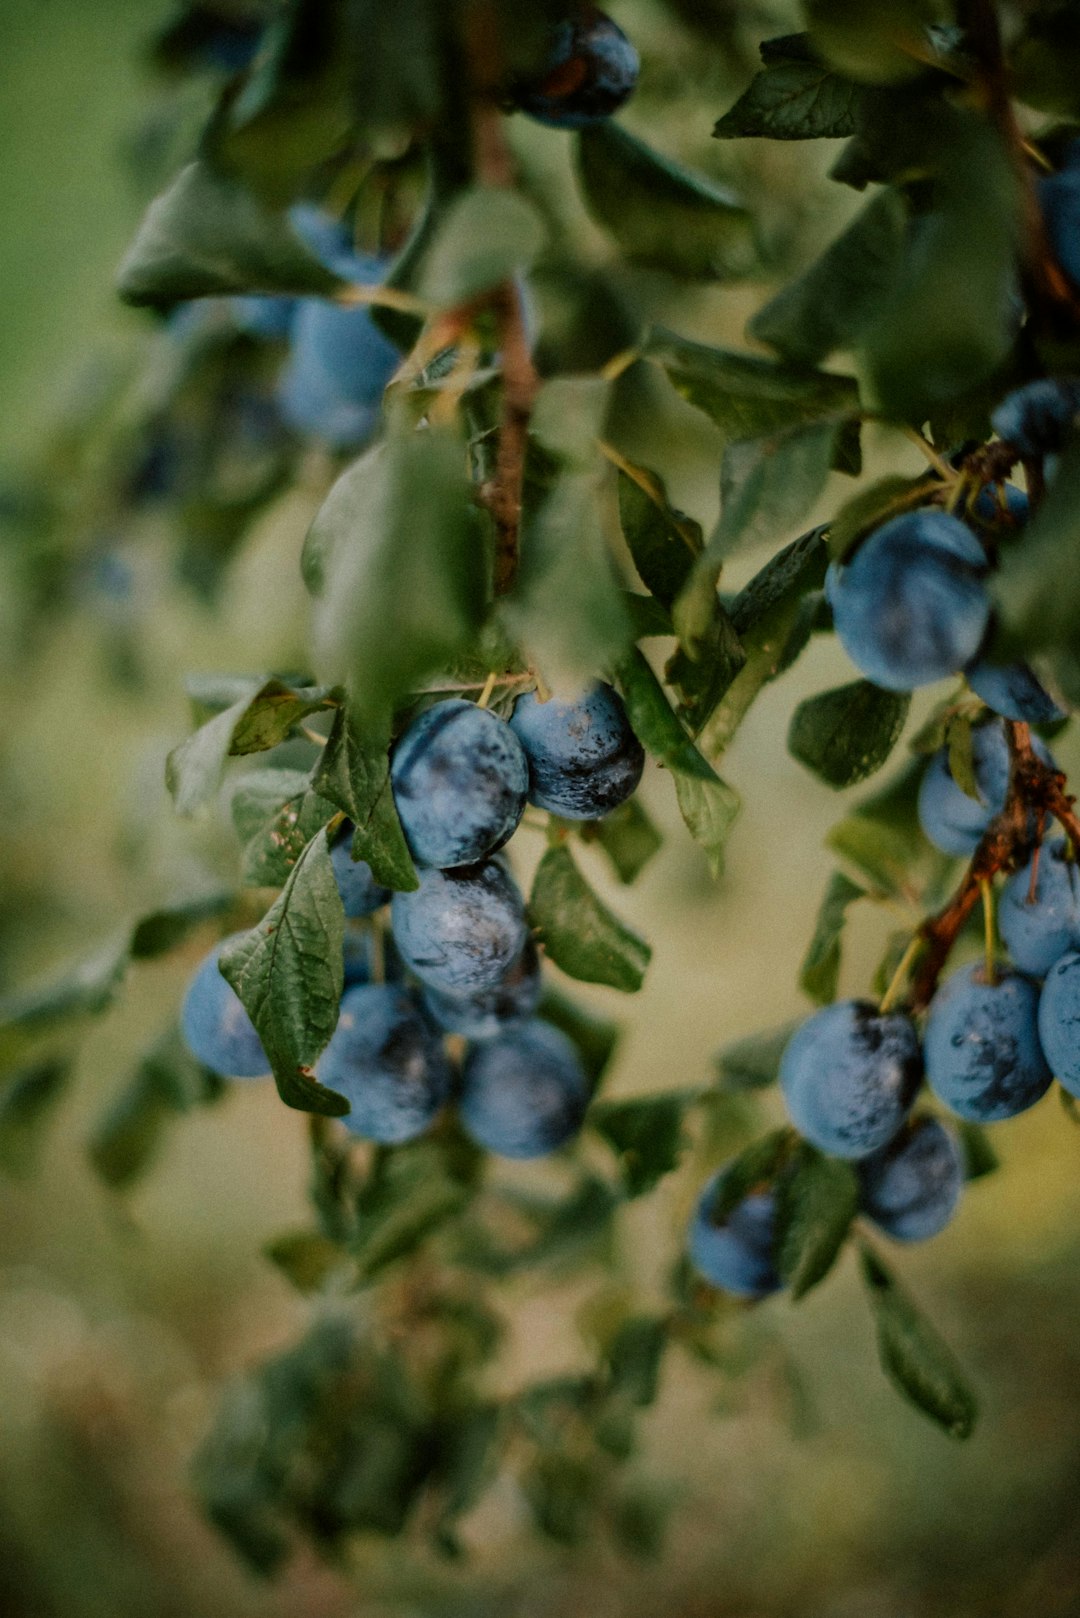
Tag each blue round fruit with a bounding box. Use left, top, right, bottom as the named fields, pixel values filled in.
left=391, top=859, right=528, bottom=995
left=316, top=983, right=451, bottom=1143
left=925, top=963, right=1052, bottom=1122
left=1040, top=171, right=1080, bottom=295
left=421, top=938, right=542, bottom=1040
left=180, top=936, right=269, bottom=1078
left=509, top=682, right=644, bottom=820
left=1000, top=840, right=1080, bottom=977
left=687, top=1170, right=781, bottom=1299
left=330, top=830, right=390, bottom=918
left=966, top=658, right=1065, bottom=724
left=1037, top=950, right=1080, bottom=1097
left=514, top=10, right=639, bottom=129
left=230, top=295, right=296, bottom=342
left=917, top=721, right=1054, bottom=858
left=830, top=510, right=990, bottom=691
left=971, top=483, right=1029, bottom=526
left=458, top=1019, right=588, bottom=1158
left=779, top=1001, right=922, bottom=1160
left=390, top=700, right=529, bottom=869
left=277, top=297, right=400, bottom=451
left=858, top=1116, right=964, bottom=1242
left=991, top=375, right=1080, bottom=457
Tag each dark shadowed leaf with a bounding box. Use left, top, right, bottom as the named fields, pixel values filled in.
left=799, top=870, right=866, bottom=1004
left=774, top=1143, right=858, bottom=1298
left=578, top=799, right=664, bottom=886
left=530, top=847, right=651, bottom=993
left=89, top=1026, right=225, bottom=1189
left=827, top=757, right=955, bottom=898
left=859, top=1246, right=978, bottom=1438
left=616, top=460, right=701, bottom=610
left=419, top=186, right=547, bottom=306
left=537, top=989, right=621, bottom=1092
left=706, top=1128, right=793, bottom=1223
left=714, top=56, right=862, bottom=140
left=0, top=940, right=130, bottom=1079
left=590, top=1094, right=691, bottom=1197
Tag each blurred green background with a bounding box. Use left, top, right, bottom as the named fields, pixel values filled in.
left=2, top=3, right=1080, bottom=1616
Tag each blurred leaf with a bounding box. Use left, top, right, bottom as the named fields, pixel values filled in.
left=220, top=829, right=348, bottom=1116
left=750, top=188, right=906, bottom=366
left=0, top=939, right=130, bottom=1078
left=471, top=1175, right=620, bottom=1277
left=231, top=769, right=339, bottom=887
left=707, top=1128, right=792, bottom=1222
left=957, top=1120, right=1000, bottom=1181
left=116, top=160, right=342, bottom=307
left=89, top=1026, right=225, bottom=1189
left=352, top=1135, right=480, bottom=1279
left=616, top=460, right=701, bottom=610
left=576, top=122, right=754, bottom=280
left=805, top=0, right=943, bottom=85
left=265, top=1230, right=347, bottom=1293
left=537, top=989, right=621, bottom=1092
left=859, top=1246, right=978, bottom=1439
left=0, top=1059, right=71, bottom=1177
left=230, top=681, right=339, bottom=754
left=530, top=847, right=651, bottom=993
left=774, top=1143, right=858, bottom=1299
left=800, top=870, right=866, bottom=1004
left=590, top=1094, right=690, bottom=1197
left=994, top=437, right=1080, bottom=655
left=828, top=756, right=954, bottom=897
left=714, top=52, right=861, bottom=139
left=129, top=892, right=235, bottom=958
left=606, top=1316, right=668, bottom=1407
left=704, top=418, right=846, bottom=566
left=419, top=185, right=547, bottom=305
left=715, top=1022, right=798, bottom=1090
left=313, top=707, right=418, bottom=891
left=433, top=1404, right=502, bottom=1552
left=946, top=711, right=978, bottom=800
left=167, top=678, right=339, bottom=818
left=578, top=798, right=663, bottom=886
left=788, top=680, right=910, bottom=788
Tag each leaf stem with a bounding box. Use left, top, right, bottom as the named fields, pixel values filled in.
left=879, top=934, right=924, bottom=1015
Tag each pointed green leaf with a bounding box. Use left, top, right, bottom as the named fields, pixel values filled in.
left=530, top=846, right=651, bottom=993
left=580, top=798, right=663, bottom=886
left=220, top=830, right=348, bottom=1116
left=715, top=1022, right=799, bottom=1090
left=590, top=1094, right=690, bottom=1197
left=774, top=1143, right=858, bottom=1298
left=312, top=707, right=418, bottom=891
left=788, top=680, right=910, bottom=788
left=859, top=1247, right=978, bottom=1439
left=419, top=185, right=547, bottom=306
left=704, top=418, right=843, bottom=565
left=230, top=769, right=339, bottom=888
left=828, top=757, right=955, bottom=898
left=799, top=871, right=866, bottom=1004
left=706, top=1128, right=793, bottom=1223
left=826, top=473, right=927, bottom=562
left=714, top=56, right=861, bottom=140
left=957, top=1121, right=1000, bottom=1181
left=0, top=940, right=130, bottom=1079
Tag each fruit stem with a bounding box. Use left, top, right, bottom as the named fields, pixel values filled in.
left=895, top=424, right=957, bottom=484
left=879, top=933, right=925, bottom=1014
left=476, top=671, right=499, bottom=709
left=980, top=877, right=997, bottom=986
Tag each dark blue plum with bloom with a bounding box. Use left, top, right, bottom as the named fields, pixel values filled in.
left=316, top=983, right=451, bottom=1144
left=990, top=376, right=1080, bottom=456
left=330, top=828, right=391, bottom=917
left=830, top=510, right=990, bottom=691
left=514, top=9, right=639, bottom=129
left=966, top=658, right=1064, bottom=724
left=924, top=964, right=1052, bottom=1122
left=918, top=721, right=1055, bottom=858
left=1037, top=950, right=1080, bottom=1098
left=181, top=936, right=269, bottom=1078
left=391, top=860, right=528, bottom=995
left=509, top=681, right=644, bottom=820
left=421, top=938, right=542, bottom=1040
left=458, top=1019, right=588, bottom=1158
left=858, top=1116, right=964, bottom=1242
left=390, top=699, right=529, bottom=869
left=779, top=1001, right=922, bottom=1159
left=687, top=1170, right=781, bottom=1299
left=999, top=840, right=1080, bottom=977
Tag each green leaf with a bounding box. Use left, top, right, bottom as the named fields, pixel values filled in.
left=750, top=189, right=906, bottom=366
left=230, top=681, right=339, bottom=755
left=957, top=1121, right=999, bottom=1182
left=606, top=1316, right=668, bottom=1407
left=579, top=798, right=663, bottom=886
left=704, top=419, right=845, bottom=566
left=309, top=430, right=487, bottom=724
left=537, top=989, right=621, bottom=1092
left=946, top=712, right=979, bottom=800
left=788, top=680, right=910, bottom=788
left=805, top=0, right=945, bottom=86
left=827, top=757, right=955, bottom=898
left=705, top=1129, right=792, bottom=1223
left=799, top=871, right=866, bottom=1004
left=231, top=769, right=339, bottom=888
left=312, top=707, right=418, bottom=892
left=471, top=1175, right=620, bottom=1278
left=265, top=1230, right=348, bottom=1294
left=645, top=328, right=861, bottom=463
left=0, top=940, right=130, bottom=1079
left=352, top=1136, right=481, bottom=1280
left=116, top=160, right=343, bottom=307
left=714, top=56, right=862, bottom=140
left=616, top=461, right=701, bottom=611
left=774, top=1143, right=858, bottom=1299
left=859, top=1246, right=978, bottom=1439
left=219, top=830, right=348, bottom=1116
left=0, top=1059, right=71, bottom=1177
left=576, top=122, right=754, bottom=281
left=590, top=1094, right=689, bottom=1197
left=418, top=185, right=547, bottom=306
left=129, top=892, right=235, bottom=958
left=715, top=1022, right=798, bottom=1090
left=530, top=846, right=651, bottom=994
left=88, top=1026, right=225, bottom=1189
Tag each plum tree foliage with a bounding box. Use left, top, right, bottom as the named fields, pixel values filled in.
left=10, top=0, right=1080, bottom=1572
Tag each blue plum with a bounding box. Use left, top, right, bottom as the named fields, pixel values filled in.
left=1040, top=171, right=1080, bottom=295
left=180, top=936, right=269, bottom=1078
left=230, top=296, right=296, bottom=342
left=687, top=1170, right=781, bottom=1298
left=316, top=983, right=451, bottom=1144
left=421, top=938, right=542, bottom=1040
left=390, top=700, right=528, bottom=869
left=458, top=1019, right=588, bottom=1158
left=391, top=859, right=528, bottom=995
left=1037, top=950, right=1080, bottom=1097
left=858, top=1116, right=964, bottom=1242
left=830, top=510, right=990, bottom=691
left=514, top=11, right=639, bottom=129
left=925, top=963, right=1052, bottom=1121
left=509, top=682, right=644, bottom=820
left=918, top=721, right=1054, bottom=858
left=971, top=483, right=1029, bottom=525
left=1000, top=840, right=1080, bottom=976
left=330, top=829, right=390, bottom=918
left=779, top=1001, right=922, bottom=1160
left=990, top=376, right=1080, bottom=457
left=966, top=658, right=1065, bottom=723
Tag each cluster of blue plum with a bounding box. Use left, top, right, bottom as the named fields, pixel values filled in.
left=181, top=681, right=645, bottom=1158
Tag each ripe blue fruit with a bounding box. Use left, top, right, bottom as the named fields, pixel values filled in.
left=966, top=658, right=1065, bottom=724
left=830, top=510, right=990, bottom=691
left=687, top=1170, right=781, bottom=1298
left=999, top=840, right=1080, bottom=976
left=971, top=483, right=1029, bottom=525
left=316, top=984, right=451, bottom=1144
left=925, top=964, right=1052, bottom=1121
left=779, top=1001, right=922, bottom=1159
left=990, top=376, right=1080, bottom=457
left=514, top=10, right=639, bottom=128
left=1040, top=171, right=1080, bottom=295
left=509, top=682, right=644, bottom=820
left=917, top=721, right=1054, bottom=858
left=391, top=860, right=528, bottom=995
left=390, top=700, right=529, bottom=869
left=421, top=938, right=542, bottom=1040
left=1037, top=950, right=1080, bottom=1097
left=858, top=1116, right=964, bottom=1242
left=330, top=830, right=390, bottom=918
left=181, top=936, right=269, bottom=1078
left=230, top=296, right=296, bottom=342
left=458, top=1019, right=588, bottom=1158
